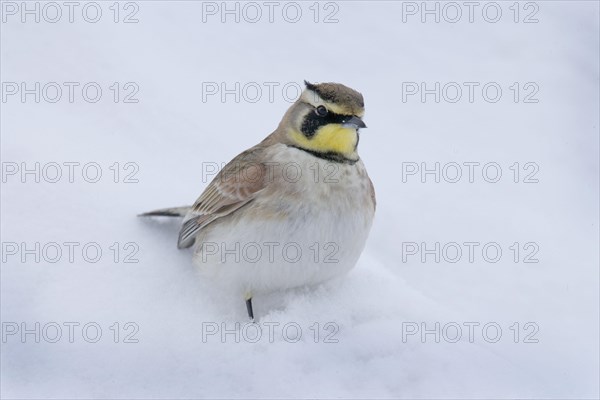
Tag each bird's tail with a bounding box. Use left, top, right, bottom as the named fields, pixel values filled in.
left=138, top=206, right=191, bottom=218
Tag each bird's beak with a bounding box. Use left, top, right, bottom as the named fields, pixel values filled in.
left=342, top=116, right=367, bottom=129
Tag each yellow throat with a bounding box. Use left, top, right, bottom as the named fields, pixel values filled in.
left=290, top=124, right=358, bottom=157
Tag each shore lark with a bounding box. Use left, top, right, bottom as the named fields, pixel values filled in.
left=140, top=81, right=375, bottom=319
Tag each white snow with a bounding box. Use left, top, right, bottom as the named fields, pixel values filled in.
left=1, top=1, right=599, bottom=398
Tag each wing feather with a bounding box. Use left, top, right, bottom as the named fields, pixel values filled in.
left=177, top=149, right=268, bottom=248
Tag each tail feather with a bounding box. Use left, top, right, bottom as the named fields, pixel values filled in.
left=138, top=206, right=191, bottom=218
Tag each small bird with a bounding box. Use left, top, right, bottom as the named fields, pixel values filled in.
left=140, top=81, right=375, bottom=319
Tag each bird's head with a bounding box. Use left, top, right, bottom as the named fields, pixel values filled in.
left=280, top=81, right=366, bottom=163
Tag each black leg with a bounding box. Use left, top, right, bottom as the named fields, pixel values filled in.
left=245, top=297, right=254, bottom=321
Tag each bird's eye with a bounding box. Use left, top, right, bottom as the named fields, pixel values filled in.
left=315, top=105, right=328, bottom=117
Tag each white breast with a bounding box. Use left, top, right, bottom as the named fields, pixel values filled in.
left=192, top=144, right=375, bottom=296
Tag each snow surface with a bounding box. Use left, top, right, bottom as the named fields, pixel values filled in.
left=1, top=1, right=599, bottom=398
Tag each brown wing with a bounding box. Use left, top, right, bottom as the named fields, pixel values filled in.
left=178, top=148, right=268, bottom=248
